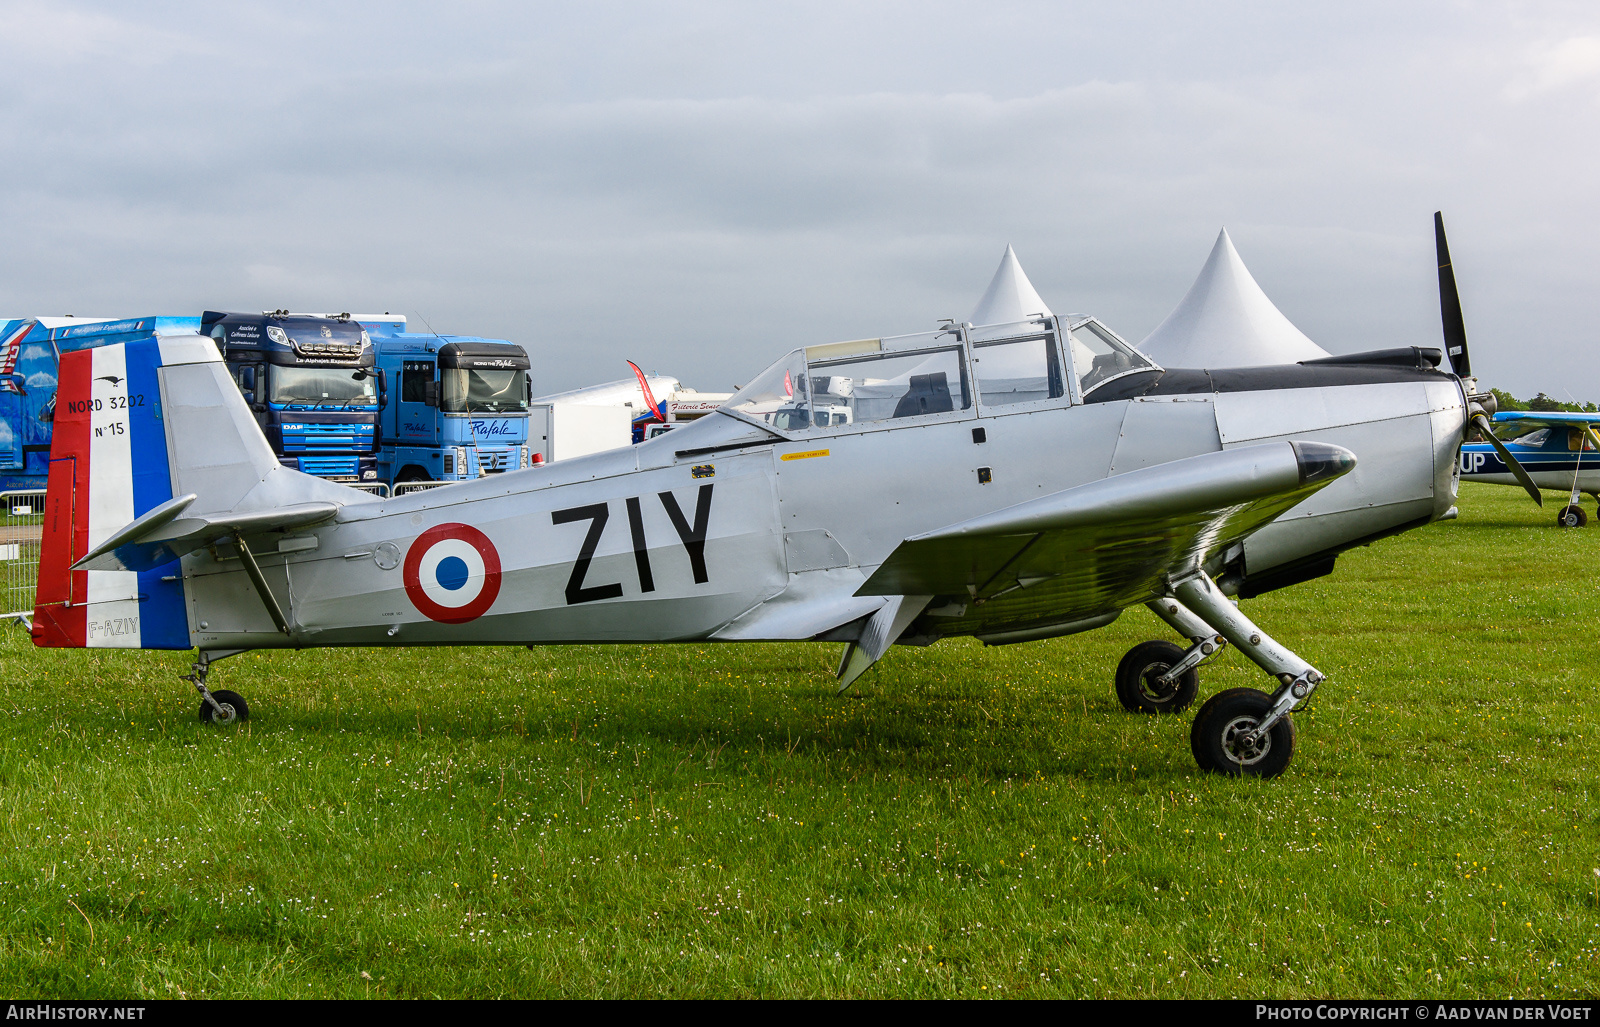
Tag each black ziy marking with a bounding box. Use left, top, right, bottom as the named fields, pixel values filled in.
left=658, top=483, right=713, bottom=584
left=620, top=495, right=652, bottom=591
left=551, top=503, right=624, bottom=605
left=624, top=496, right=655, bottom=593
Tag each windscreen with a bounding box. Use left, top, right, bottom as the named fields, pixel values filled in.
left=721, top=350, right=813, bottom=431
left=1068, top=319, right=1155, bottom=394
left=269, top=366, right=377, bottom=406
left=442, top=368, right=530, bottom=414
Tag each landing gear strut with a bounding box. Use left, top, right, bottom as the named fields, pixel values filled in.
left=1168, top=573, right=1324, bottom=778
left=182, top=649, right=250, bottom=725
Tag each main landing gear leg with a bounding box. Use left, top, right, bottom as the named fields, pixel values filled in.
left=181, top=649, right=250, bottom=725
left=1170, top=573, right=1323, bottom=778
left=1112, top=599, right=1230, bottom=715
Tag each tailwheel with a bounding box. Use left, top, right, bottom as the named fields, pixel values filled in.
left=1190, top=687, right=1294, bottom=778
left=1557, top=505, right=1587, bottom=528
left=1114, top=639, right=1199, bottom=714
left=199, top=689, right=250, bottom=725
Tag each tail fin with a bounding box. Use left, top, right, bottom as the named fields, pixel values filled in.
left=32, top=335, right=371, bottom=649
left=33, top=337, right=195, bottom=648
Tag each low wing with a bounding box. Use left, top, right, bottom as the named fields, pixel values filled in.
left=857, top=441, right=1355, bottom=637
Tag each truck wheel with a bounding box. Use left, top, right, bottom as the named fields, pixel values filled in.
left=397, top=468, right=433, bottom=484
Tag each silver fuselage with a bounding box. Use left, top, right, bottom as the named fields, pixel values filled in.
left=182, top=363, right=1467, bottom=651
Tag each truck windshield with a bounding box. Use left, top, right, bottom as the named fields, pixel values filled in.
left=442, top=369, right=529, bottom=414
left=270, top=366, right=377, bottom=407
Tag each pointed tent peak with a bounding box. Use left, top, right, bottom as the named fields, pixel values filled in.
left=1138, top=228, right=1330, bottom=368
left=969, top=245, right=1053, bottom=326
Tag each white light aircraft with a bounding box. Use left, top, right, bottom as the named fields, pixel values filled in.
left=32, top=215, right=1528, bottom=777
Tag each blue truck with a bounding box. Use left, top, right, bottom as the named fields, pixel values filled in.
left=367, top=332, right=533, bottom=484
left=201, top=311, right=394, bottom=485
left=0, top=315, right=203, bottom=491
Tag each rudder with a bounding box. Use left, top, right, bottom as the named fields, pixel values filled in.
left=32, top=337, right=191, bottom=649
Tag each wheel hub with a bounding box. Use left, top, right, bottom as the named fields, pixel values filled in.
left=1138, top=664, right=1177, bottom=700
left=212, top=702, right=237, bottom=724
left=1219, top=714, right=1271, bottom=765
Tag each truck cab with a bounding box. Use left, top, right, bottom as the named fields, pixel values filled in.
left=371, top=334, right=532, bottom=484
left=201, top=311, right=381, bottom=484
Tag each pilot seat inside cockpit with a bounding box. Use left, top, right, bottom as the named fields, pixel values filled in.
left=892, top=373, right=955, bottom=418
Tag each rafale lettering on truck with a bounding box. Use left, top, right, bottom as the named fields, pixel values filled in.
left=552, top=484, right=714, bottom=606
left=469, top=420, right=518, bottom=437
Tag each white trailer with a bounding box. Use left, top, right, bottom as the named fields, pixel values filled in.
left=528, top=402, right=633, bottom=463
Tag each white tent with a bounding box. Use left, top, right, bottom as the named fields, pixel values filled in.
left=1138, top=229, right=1329, bottom=368
left=969, top=245, right=1053, bottom=326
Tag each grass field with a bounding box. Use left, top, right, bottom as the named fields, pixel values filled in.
left=1, top=482, right=1596, bottom=999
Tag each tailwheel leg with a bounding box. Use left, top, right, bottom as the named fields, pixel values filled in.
left=181, top=650, right=250, bottom=725
left=1170, top=573, right=1322, bottom=778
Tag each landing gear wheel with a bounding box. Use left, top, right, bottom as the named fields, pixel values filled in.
left=1190, top=687, right=1294, bottom=778
left=1557, top=505, right=1587, bottom=528
left=1115, top=639, right=1200, bottom=714
left=199, top=689, right=249, bottom=725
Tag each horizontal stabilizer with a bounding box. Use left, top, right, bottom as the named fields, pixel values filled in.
left=73, top=496, right=339, bottom=572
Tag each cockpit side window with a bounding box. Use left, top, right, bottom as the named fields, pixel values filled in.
left=972, top=336, right=1064, bottom=407
left=721, top=346, right=971, bottom=433
left=809, top=347, right=970, bottom=425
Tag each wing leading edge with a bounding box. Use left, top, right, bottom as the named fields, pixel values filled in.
left=856, top=441, right=1356, bottom=640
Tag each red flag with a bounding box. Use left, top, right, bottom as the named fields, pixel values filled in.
left=626, top=360, right=664, bottom=422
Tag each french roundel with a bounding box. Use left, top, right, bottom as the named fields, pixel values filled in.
left=403, top=523, right=502, bottom=624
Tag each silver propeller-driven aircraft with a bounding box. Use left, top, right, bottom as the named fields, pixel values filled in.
left=32, top=217, right=1526, bottom=777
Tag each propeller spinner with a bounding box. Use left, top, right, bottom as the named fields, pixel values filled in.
left=1435, top=211, right=1542, bottom=507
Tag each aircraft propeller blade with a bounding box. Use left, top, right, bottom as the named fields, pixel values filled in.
left=1435, top=211, right=1471, bottom=378
left=1472, top=412, right=1543, bottom=506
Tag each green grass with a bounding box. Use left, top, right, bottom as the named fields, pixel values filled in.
left=1, top=482, right=1597, bottom=998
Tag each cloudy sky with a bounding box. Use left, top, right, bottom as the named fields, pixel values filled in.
left=1, top=1, right=1596, bottom=398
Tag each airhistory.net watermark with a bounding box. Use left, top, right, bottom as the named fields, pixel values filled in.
left=5, top=1007, right=145, bottom=1021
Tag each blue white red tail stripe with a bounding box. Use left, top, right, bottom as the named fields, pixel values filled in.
left=32, top=338, right=191, bottom=649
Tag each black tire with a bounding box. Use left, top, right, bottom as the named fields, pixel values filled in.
left=199, top=689, right=249, bottom=725
left=1557, top=505, right=1587, bottom=528
left=1114, top=639, right=1200, bottom=715
left=396, top=467, right=433, bottom=484
left=1189, top=687, right=1294, bottom=778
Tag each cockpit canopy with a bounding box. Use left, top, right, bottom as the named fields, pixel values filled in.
left=721, top=315, right=1155, bottom=434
